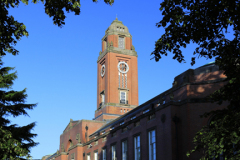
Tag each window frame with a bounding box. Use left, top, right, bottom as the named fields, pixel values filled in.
left=118, top=36, right=125, bottom=49
left=94, top=150, right=98, bottom=160
left=121, top=139, right=128, bottom=160
left=148, top=129, right=156, bottom=160
left=102, top=147, right=107, bottom=160
left=111, top=143, right=117, bottom=160
left=120, top=91, right=127, bottom=104
left=133, top=134, right=141, bottom=160
left=86, top=153, right=91, bottom=160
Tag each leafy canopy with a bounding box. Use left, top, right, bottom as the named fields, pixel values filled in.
left=1, top=0, right=114, bottom=57
left=152, top=0, right=240, bottom=159
left=1, top=0, right=114, bottom=159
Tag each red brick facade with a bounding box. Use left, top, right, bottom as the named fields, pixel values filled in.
left=42, top=19, right=228, bottom=160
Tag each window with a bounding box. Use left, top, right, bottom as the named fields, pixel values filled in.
left=112, top=145, right=117, bottom=160
left=131, top=116, right=136, bottom=120
left=134, top=121, right=140, bottom=127
left=134, top=135, right=141, bottom=160
left=102, top=136, right=107, bottom=142
left=102, top=94, right=105, bottom=103
left=102, top=148, right=107, bottom=160
left=118, top=37, right=124, bottom=49
left=148, top=113, right=156, bottom=121
left=122, top=140, right=127, bottom=160
left=94, top=140, right=98, bottom=146
left=100, top=91, right=105, bottom=108
left=122, top=126, right=127, bottom=133
left=94, top=152, right=98, bottom=160
left=143, top=109, right=150, bottom=114
left=120, top=91, right=126, bottom=104
left=112, top=131, right=117, bottom=137
left=71, top=153, right=75, bottom=160
left=104, top=38, right=107, bottom=50
left=149, top=130, right=156, bottom=160
left=87, top=154, right=91, bottom=160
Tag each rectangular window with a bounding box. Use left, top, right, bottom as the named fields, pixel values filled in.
left=118, top=37, right=124, bottom=49
left=104, top=38, right=107, bottom=50
left=71, top=153, right=75, bottom=160
left=102, top=136, right=107, bottom=142
left=148, top=130, right=156, bottom=160
left=87, top=154, right=91, bottom=160
left=134, top=121, right=140, bottom=127
left=122, top=126, right=127, bottom=133
left=120, top=91, right=126, bottom=104
left=122, top=140, right=127, bottom=160
left=94, top=152, right=98, bottom=160
left=148, top=113, right=156, bottom=121
left=112, top=144, right=117, bottom=160
left=102, top=148, right=106, bottom=160
left=134, top=135, right=141, bottom=160
left=112, top=131, right=117, bottom=137
left=143, top=109, right=150, bottom=114
left=131, top=116, right=136, bottom=120
left=102, top=94, right=105, bottom=103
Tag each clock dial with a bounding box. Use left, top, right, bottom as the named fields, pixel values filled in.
left=118, top=61, right=129, bottom=73
left=101, top=65, right=105, bottom=77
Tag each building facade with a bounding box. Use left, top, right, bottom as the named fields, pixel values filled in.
left=42, top=18, right=228, bottom=160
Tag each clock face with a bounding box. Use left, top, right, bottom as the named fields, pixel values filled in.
left=101, top=65, right=105, bottom=77
left=118, top=61, right=129, bottom=74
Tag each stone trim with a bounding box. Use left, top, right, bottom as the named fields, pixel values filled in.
left=97, top=47, right=137, bottom=63
left=93, top=113, right=121, bottom=120
left=89, top=78, right=227, bottom=137
left=68, top=143, right=83, bottom=151
left=88, top=97, right=223, bottom=142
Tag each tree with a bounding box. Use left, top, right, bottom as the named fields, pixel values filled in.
left=1, top=0, right=114, bottom=56
left=151, top=0, right=240, bottom=159
left=1, top=0, right=114, bottom=159
left=0, top=58, right=37, bottom=160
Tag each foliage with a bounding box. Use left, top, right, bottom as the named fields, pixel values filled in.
left=152, top=0, right=240, bottom=159
left=0, top=0, right=114, bottom=56
left=0, top=126, right=29, bottom=160
left=1, top=0, right=115, bottom=159
left=0, top=58, right=38, bottom=160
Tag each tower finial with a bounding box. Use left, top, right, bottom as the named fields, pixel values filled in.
left=116, top=14, right=118, bottom=20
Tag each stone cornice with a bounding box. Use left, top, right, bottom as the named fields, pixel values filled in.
left=95, top=103, right=137, bottom=113
left=101, top=32, right=132, bottom=41
left=97, top=46, right=137, bottom=63
left=68, top=143, right=83, bottom=151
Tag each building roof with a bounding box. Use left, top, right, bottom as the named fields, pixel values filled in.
left=89, top=62, right=222, bottom=138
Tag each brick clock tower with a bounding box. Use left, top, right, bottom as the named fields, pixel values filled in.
left=94, top=18, right=138, bottom=121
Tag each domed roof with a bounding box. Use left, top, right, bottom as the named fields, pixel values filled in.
left=104, top=18, right=130, bottom=35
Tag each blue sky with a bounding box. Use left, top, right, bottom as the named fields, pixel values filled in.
left=4, top=0, right=231, bottom=158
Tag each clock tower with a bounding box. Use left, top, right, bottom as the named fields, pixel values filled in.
left=95, top=18, right=139, bottom=121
